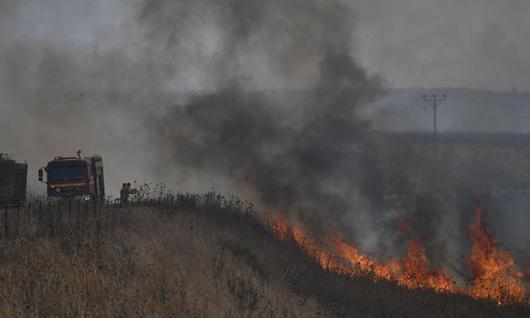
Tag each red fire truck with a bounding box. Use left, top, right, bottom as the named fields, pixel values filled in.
left=39, top=151, right=105, bottom=201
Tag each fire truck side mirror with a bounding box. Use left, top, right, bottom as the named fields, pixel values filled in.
left=38, top=168, right=43, bottom=182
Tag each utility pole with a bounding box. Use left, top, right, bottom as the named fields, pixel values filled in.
left=422, top=94, right=447, bottom=189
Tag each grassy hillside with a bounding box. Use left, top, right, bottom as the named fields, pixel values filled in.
left=0, top=194, right=528, bottom=317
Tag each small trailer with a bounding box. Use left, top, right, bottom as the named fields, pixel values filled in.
left=0, top=154, right=28, bottom=207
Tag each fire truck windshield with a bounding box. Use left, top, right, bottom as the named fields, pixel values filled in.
left=47, top=162, right=88, bottom=181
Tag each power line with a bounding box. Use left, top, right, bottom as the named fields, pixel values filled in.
left=422, top=94, right=447, bottom=189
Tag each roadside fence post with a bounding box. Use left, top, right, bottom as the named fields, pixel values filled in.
left=15, top=205, right=20, bottom=237
left=3, top=206, right=8, bottom=240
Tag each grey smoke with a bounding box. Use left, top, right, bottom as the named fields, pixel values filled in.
left=141, top=0, right=530, bottom=272
left=140, top=0, right=391, bottom=249
left=1, top=0, right=529, bottom=277
left=0, top=0, right=164, bottom=194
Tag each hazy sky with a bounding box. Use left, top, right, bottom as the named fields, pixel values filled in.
left=3, top=0, right=530, bottom=91
left=354, top=0, right=530, bottom=91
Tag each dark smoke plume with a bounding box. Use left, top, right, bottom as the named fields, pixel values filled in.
left=142, top=0, right=391, bottom=251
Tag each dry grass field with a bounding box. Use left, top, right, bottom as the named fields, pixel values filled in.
left=0, top=193, right=528, bottom=317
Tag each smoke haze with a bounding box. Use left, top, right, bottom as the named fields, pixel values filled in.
left=1, top=0, right=530, bottom=280
left=354, top=0, right=530, bottom=90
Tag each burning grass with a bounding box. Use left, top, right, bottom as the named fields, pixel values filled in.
left=268, top=205, right=530, bottom=307
left=469, top=206, right=526, bottom=304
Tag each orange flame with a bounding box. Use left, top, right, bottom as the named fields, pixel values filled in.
left=331, top=234, right=457, bottom=292
left=268, top=215, right=349, bottom=274
left=267, top=208, right=530, bottom=305
left=468, top=206, right=526, bottom=304
left=330, top=235, right=399, bottom=281
left=269, top=215, right=457, bottom=292
left=398, top=239, right=457, bottom=293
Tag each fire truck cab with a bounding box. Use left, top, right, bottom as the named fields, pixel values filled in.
left=39, top=151, right=105, bottom=201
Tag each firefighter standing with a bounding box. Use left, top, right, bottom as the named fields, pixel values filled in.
left=120, top=183, right=130, bottom=207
